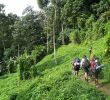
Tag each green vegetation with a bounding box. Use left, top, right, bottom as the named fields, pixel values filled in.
left=0, top=0, right=110, bottom=99
left=0, top=34, right=110, bottom=99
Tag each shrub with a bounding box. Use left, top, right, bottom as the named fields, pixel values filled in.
left=105, top=37, right=110, bottom=57
left=7, top=57, right=17, bottom=74
left=17, top=53, right=34, bottom=80
left=69, top=30, right=81, bottom=44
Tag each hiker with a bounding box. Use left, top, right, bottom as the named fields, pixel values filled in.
left=89, top=47, right=92, bottom=55
left=94, top=58, right=103, bottom=86
left=90, top=57, right=96, bottom=81
left=89, top=47, right=93, bottom=60
left=90, top=57, right=103, bottom=87
left=81, top=55, right=90, bottom=82
left=72, top=58, right=80, bottom=76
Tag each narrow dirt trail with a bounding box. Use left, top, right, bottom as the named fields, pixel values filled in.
left=98, top=84, right=110, bottom=96
left=78, top=75, right=110, bottom=96
left=89, top=80, right=110, bottom=96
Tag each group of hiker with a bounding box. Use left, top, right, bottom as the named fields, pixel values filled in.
left=72, top=47, right=103, bottom=87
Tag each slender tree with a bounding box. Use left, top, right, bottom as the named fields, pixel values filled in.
left=37, top=0, right=50, bottom=54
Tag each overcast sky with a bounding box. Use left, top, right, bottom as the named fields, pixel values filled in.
left=0, top=0, right=40, bottom=16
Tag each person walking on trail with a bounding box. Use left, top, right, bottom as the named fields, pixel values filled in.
left=90, top=57, right=96, bottom=81
left=94, top=58, right=103, bottom=87
left=89, top=47, right=92, bottom=55
left=72, top=58, right=80, bottom=76
left=81, top=55, right=90, bottom=82
left=89, top=47, right=93, bottom=60
left=90, top=57, right=103, bottom=87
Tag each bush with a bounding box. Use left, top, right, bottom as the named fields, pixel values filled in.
left=103, top=59, right=110, bottom=81
left=16, top=45, right=47, bottom=80
left=69, top=30, right=81, bottom=44
left=7, top=57, right=17, bottom=74
left=17, top=53, right=34, bottom=80
left=105, top=37, right=110, bottom=57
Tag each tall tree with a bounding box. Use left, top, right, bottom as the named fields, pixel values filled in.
left=12, top=6, right=45, bottom=56
left=50, top=0, right=66, bottom=62
left=0, top=4, right=6, bottom=52
left=37, top=0, right=50, bottom=54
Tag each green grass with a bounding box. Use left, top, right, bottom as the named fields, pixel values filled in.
left=0, top=34, right=110, bottom=100
left=0, top=73, right=37, bottom=100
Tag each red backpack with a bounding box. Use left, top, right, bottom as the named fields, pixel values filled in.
left=90, top=60, right=96, bottom=71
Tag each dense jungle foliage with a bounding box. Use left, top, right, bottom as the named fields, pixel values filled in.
left=0, top=0, right=110, bottom=100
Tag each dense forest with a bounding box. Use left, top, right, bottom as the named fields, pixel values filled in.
left=0, top=0, right=110, bottom=99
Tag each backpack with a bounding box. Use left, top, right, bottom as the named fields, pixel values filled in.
left=76, top=58, right=80, bottom=62
left=72, top=58, right=80, bottom=68
left=94, top=59, right=103, bottom=72
left=82, top=57, right=90, bottom=68
left=75, top=58, right=80, bottom=65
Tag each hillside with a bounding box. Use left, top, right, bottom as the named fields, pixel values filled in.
left=0, top=33, right=110, bottom=100
left=1, top=0, right=110, bottom=100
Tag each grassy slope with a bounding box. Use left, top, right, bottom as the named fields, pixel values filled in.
left=0, top=34, right=110, bottom=100
left=0, top=73, right=38, bottom=100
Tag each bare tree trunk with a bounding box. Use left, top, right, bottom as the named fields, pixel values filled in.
left=53, top=21, right=56, bottom=62
left=47, top=21, right=49, bottom=54
left=18, top=43, right=20, bottom=57
left=7, top=65, right=10, bottom=74
left=2, top=39, right=5, bottom=51
left=47, top=32, right=49, bottom=54
left=53, top=7, right=57, bottom=64
left=61, top=23, right=65, bottom=45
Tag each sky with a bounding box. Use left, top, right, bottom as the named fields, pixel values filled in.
left=0, top=0, right=40, bottom=16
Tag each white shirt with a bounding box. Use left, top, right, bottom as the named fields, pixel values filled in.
left=80, top=57, right=89, bottom=67
left=80, top=58, right=85, bottom=67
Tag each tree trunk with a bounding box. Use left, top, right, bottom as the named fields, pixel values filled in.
left=47, top=21, right=49, bottom=54
left=61, top=23, right=65, bottom=45
left=47, top=32, right=49, bottom=54
left=2, top=39, right=5, bottom=51
left=53, top=21, right=56, bottom=62
left=18, top=43, right=20, bottom=57
left=53, top=7, right=57, bottom=64
left=7, top=65, right=10, bottom=74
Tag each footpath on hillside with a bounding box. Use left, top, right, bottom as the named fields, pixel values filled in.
left=78, top=74, right=110, bottom=96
